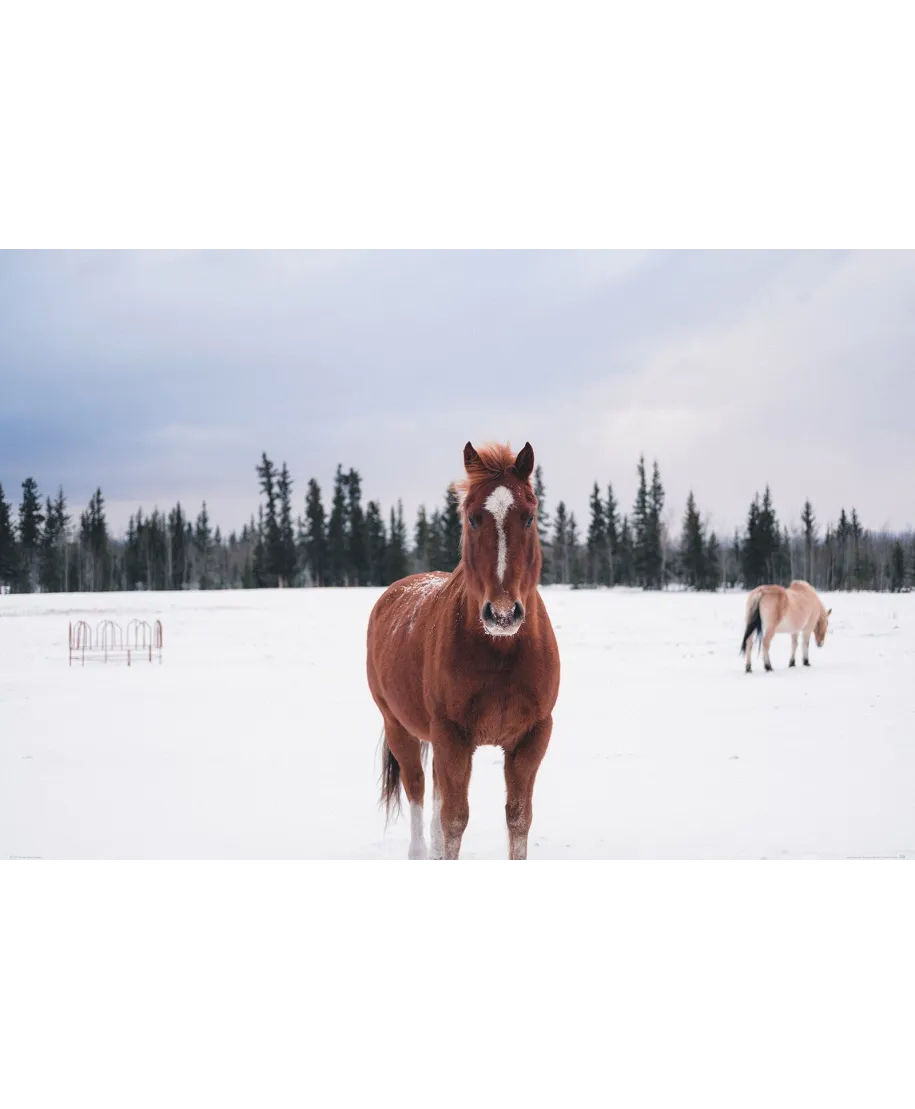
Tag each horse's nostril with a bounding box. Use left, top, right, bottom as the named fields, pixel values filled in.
left=482, top=602, right=494, bottom=623
left=513, top=602, right=525, bottom=622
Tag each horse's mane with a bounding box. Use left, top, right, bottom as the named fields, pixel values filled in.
left=454, top=442, right=530, bottom=504
left=815, top=606, right=828, bottom=637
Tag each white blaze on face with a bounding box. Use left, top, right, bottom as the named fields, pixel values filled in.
left=484, top=485, right=514, bottom=584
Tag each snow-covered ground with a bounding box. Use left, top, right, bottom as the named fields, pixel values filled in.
left=2, top=587, right=913, bottom=859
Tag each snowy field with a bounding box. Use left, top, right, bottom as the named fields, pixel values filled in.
left=2, top=586, right=914, bottom=860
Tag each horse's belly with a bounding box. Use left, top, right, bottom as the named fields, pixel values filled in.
left=776, top=609, right=806, bottom=634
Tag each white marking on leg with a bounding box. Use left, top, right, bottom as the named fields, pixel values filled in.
left=484, top=485, right=514, bottom=583
left=408, top=802, right=427, bottom=860
left=429, top=794, right=444, bottom=859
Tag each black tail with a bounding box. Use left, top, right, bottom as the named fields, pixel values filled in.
left=739, top=595, right=762, bottom=655
left=379, top=731, right=402, bottom=824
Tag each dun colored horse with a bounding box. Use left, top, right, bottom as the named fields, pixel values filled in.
left=366, top=441, right=560, bottom=860
left=740, top=580, right=832, bottom=673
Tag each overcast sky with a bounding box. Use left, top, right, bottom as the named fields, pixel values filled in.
left=1, top=250, right=913, bottom=540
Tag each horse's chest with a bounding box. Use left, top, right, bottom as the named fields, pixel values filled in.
left=459, top=681, right=538, bottom=748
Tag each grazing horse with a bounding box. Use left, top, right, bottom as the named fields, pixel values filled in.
left=366, top=441, right=560, bottom=860
left=740, top=580, right=831, bottom=673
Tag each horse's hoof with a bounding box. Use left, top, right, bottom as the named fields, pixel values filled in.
left=803, top=659, right=811, bottom=667
left=789, top=659, right=796, bottom=668
left=764, top=663, right=773, bottom=672
left=745, top=663, right=752, bottom=673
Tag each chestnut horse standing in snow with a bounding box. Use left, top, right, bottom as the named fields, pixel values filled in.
left=366, top=441, right=560, bottom=860
left=740, top=580, right=832, bottom=673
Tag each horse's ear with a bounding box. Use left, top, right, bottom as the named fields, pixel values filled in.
left=827, top=608, right=832, bottom=616
left=463, top=442, right=481, bottom=472
left=514, top=441, right=535, bottom=481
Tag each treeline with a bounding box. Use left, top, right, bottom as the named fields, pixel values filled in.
left=1, top=454, right=914, bottom=594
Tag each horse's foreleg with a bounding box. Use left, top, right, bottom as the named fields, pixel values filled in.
left=429, top=758, right=444, bottom=860
left=431, top=721, right=472, bottom=860
left=504, top=718, right=553, bottom=861
left=789, top=633, right=798, bottom=667
left=802, top=630, right=812, bottom=667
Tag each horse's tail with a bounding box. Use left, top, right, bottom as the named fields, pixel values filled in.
left=379, top=730, right=403, bottom=824
left=740, top=592, right=763, bottom=655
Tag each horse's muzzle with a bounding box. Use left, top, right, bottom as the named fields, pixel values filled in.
left=482, top=600, right=525, bottom=636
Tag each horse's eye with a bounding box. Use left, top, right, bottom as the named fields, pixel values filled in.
left=468, top=516, right=479, bottom=531
left=525, top=514, right=534, bottom=529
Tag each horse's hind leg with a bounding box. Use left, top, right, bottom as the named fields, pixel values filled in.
left=789, top=633, right=798, bottom=667
left=802, top=630, right=812, bottom=667
left=384, top=717, right=427, bottom=859
left=762, top=626, right=775, bottom=671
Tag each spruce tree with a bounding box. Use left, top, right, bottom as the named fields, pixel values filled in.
left=587, top=482, right=606, bottom=586
left=741, top=495, right=763, bottom=588
left=836, top=508, right=850, bottom=590
left=646, top=460, right=665, bottom=589
left=801, top=499, right=817, bottom=583
left=345, top=469, right=368, bottom=586
left=195, top=503, right=213, bottom=589
left=413, top=506, right=430, bottom=572
left=632, top=456, right=649, bottom=587
left=80, top=489, right=109, bottom=591
left=680, top=491, right=706, bottom=589
left=18, top=477, right=44, bottom=591
left=256, top=453, right=280, bottom=584
left=213, top=526, right=225, bottom=588
left=440, top=485, right=462, bottom=571
left=850, top=508, right=863, bottom=589
left=605, top=484, right=619, bottom=586
left=759, top=486, right=781, bottom=583
left=167, top=502, right=189, bottom=589
left=39, top=494, right=63, bottom=593
left=704, top=532, right=721, bottom=591
left=252, top=506, right=268, bottom=587
left=427, top=508, right=445, bottom=572
left=304, top=479, right=328, bottom=586
left=53, top=488, right=70, bottom=592
left=553, top=501, right=569, bottom=584
left=365, top=500, right=387, bottom=585
left=0, top=483, right=17, bottom=591
left=277, top=463, right=297, bottom=586
left=385, top=502, right=410, bottom=584
left=327, top=466, right=348, bottom=586
left=568, top=512, right=583, bottom=587
left=617, top=515, right=634, bottom=586
left=890, top=540, right=906, bottom=592
left=534, top=464, right=551, bottom=583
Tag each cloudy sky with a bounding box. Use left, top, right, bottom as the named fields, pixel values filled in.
left=1, top=250, right=913, bottom=540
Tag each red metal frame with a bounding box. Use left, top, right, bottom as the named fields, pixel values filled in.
left=68, top=619, right=163, bottom=666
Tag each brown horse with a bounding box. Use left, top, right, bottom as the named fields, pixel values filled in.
left=740, top=580, right=832, bottom=673
left=366, top=441, right=560, bottom=860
